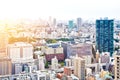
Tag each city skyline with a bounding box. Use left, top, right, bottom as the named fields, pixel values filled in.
left=0, top=0, right=120, bottom=20
left=0, top=0, right=119, bottom=79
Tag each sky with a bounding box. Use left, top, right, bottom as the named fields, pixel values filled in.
left=0, top=0, right=120, bottom=20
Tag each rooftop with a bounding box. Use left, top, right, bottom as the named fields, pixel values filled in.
left=8, top=42, right=33, bottom=47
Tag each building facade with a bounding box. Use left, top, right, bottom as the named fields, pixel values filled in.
left=73, top=55, right=85, bottom=80
left=45, top=47, right=64, bottom=61
left=67, top=43, right=94, bottom=58
left=51, top=56, right=58, bottom=70
left=68, top=20, right=74, bottom=30
left=77, top=18, right=82, bottom=31
left=96, top=19, right=114, bottom=56
left=7, top=42, right=33, bottom=61
left=114, top=52, right=120, bottom=80
left=0, top=32, right=8, bottom=58
left=0, top=32, right=12, bottom=75
left=0, top=58, right=12, bottom=75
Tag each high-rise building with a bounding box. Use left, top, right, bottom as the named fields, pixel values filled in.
left=38, top=57, right=45, bottom=70
left=68, top=20, right=74, bottom=30
left=7, top=42, right=33, bottom=61
left=77, top=18, right=82, bottom=30
left=96, top=19, right=114, bottom=56
left=0, top=32, right=11, bottom=75
left=114, top=52, right=120, bottom=80
left=73, top=55, right=85, bottom=80
left=0, top=58, right=12, bottom=75
left=0, top=32, right=8, bottom=58
left=53, top=18, right=56, bottom=27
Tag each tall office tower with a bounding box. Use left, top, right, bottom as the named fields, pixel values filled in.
left=82, top=55, right=92, bottom=64
left=96, top=19, right=114, bottom=56
left=48, top=16, right=56, bottom=28
left=0, top=32, right=8, bottom=58
left=51, top=56, right=58, bottom=70
left=74, top=55, right=85, bottom=80
left=0, top=32, right=11, bottom=75
left=68, top=20, right=74, bottom=30
left=77, top=18, right=82, bottom=30
left=114, top=52, right=120, bottom=80
left=0, top=58, right=12, bottom=75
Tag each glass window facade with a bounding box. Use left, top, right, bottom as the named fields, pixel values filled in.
left=69, top=20, right=74, bottom=29
left=96, top=19, right=114, bottom=56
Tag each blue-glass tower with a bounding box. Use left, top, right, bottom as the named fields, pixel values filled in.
left=96, top=19, right=114, bottom=56
left=68, top=20, right=74, bottom=30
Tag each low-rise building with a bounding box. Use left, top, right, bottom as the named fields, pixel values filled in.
left=45, top=47, right=64, bottom=61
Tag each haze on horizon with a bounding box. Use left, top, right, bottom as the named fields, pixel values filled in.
left=0, top=0, right=120, bottom=20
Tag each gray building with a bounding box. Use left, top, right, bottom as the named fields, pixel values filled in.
left=62, top=42, right=96, bottom=59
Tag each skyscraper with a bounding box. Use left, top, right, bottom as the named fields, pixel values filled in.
left=53, top=18, right=56, bottom=27
left=68, top=20, right=74, bottom=30
left=0, top=31, right=8, bottom=58
left=96, top=19, right=114, bottom=56
left=0, top=58, right=12, bottom=75
left=77, top=18, right=82, bottom=30
left=0, top=31, right=12, bottom=75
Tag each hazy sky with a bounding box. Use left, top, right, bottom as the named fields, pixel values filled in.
left=0, top=0, right=120, bottom=20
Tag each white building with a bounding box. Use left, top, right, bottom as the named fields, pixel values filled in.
left=38, top=57, right=45, bottom=70
left=65, top=59, right=72, bottom=67
left=82, top=55, right=92, bottom=64
left=86, top=68, right=92, bottom=75
left=73, top=55, right=85, bottom=80
left=51, top=56, right=58, bottom=70
left=7, top=42, right=33, bottom=61
left=55, top=47, right=63, bottom=54
left=45, top=47, right=63, bottom=54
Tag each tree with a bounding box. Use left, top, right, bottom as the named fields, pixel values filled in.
left=45, top=61, right=49, bottom=68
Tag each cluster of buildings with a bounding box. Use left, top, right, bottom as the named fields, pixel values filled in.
left=1, top=17, right=120, bottom=80
left=6, top=17, right=95, bottom=40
